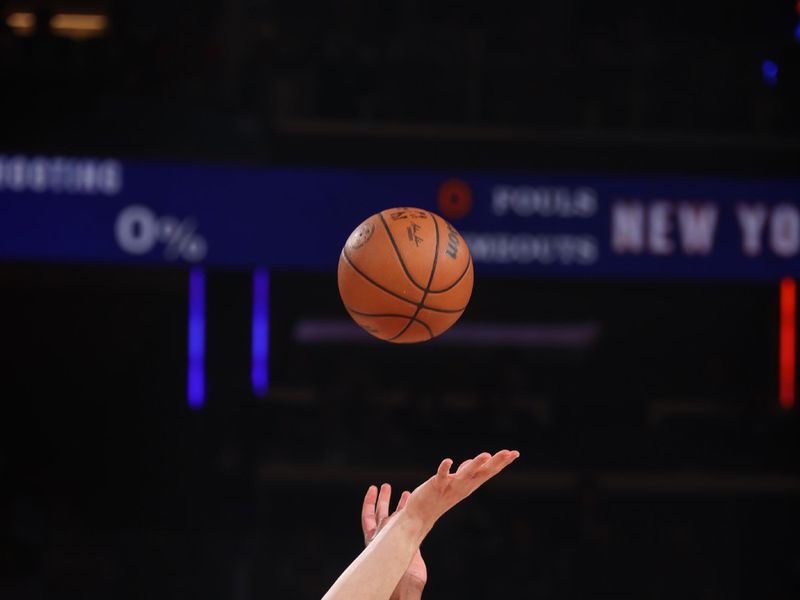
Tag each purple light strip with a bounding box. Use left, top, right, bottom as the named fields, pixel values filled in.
left=187, top=268, right=206, bottom=409
left=293, top=319, right=600, bottom=348
left=251, top=268, right=270, bottom=397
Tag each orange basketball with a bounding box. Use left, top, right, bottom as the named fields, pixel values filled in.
left=338, top=207, right=473, bottom=343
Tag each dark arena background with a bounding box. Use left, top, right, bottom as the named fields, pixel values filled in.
left=1, top=1, right=800, bottom=599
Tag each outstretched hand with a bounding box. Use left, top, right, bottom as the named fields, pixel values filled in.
left=404, top=450, right=520, bottom=530
left=322, top=450, right=520, bottom=600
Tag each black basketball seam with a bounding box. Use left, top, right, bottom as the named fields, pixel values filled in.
left=342, top=250, right=465, bottom=313
left=427, top=255, right=472, bottom=294
left=389, top=211, right=440, bottom=341
left=341, top=250, right=419, bottom=307
left=378, top=212, right=427, bottom=291
left=345, top=306, right=434, bottom=338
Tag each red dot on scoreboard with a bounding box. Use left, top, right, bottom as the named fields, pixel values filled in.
left=437, top=178, right=473, bottom=220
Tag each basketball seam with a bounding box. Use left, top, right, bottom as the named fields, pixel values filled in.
left=389, top=211, right=441, bottom=341
left=342, top=250, right=467, bottom=314
left=378, top=212, right=427, bottom=291
left=345, top=306, right=434, bottom=338
left=427, top=255, right=472, bottom=294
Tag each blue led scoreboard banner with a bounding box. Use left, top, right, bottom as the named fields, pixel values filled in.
left=0, top=155, right=798, bottom=280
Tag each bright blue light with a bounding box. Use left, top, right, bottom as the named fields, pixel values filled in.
left=762, top=60, right=779, bottom=86
left=251, top=268, right=270, bottom=397
left=187, top=268, right=206, bottom=409
left=795, top=22, right=800, bottom=43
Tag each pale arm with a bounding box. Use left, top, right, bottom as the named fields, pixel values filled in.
left=322, top=508, right=429, bottom=600
left=322, top=450, right=520, bottom=600
left=362, top=485, right=427, bottom=600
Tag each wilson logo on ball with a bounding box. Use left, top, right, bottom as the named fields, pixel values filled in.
left=445, top=222, right=460, bottom=259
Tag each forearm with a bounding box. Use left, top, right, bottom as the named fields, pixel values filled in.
left=323, top=512, right=430, bottom=600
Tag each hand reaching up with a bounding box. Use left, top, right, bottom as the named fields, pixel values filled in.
left=323, top=450, right=520, bottom=600
left=404, top=450, right=520, bottom=531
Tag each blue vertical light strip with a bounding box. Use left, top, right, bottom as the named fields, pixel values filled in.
left=251, top=268, right=270, bottom=397
left=762, top=59, right=779, bottom=86
left=187, top=268, right=206, bottom=409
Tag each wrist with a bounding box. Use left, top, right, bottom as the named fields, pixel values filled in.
left=394, top=508, right=433, bottom=546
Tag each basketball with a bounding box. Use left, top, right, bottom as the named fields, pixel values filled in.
left=337, top=207, right=473, bottom=343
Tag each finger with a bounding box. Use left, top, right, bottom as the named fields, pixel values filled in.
left=456, top=458, right=473, bottom=473
left=437, top=458, right=454, bottom=480
left=459, top=452, right=492, bottom=478
left=396, top=490, right=411, bottom=511
left=376, top=483, right=392, bottom=526
left=482, top=449, right=514, bottom=470
left=492, top=449, right=520, bottom=470
left=361, top=485, right=378, bottom=543
left=457, top=451, right=520, bottom=497
left=476, top=450, right=520, bottom=482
